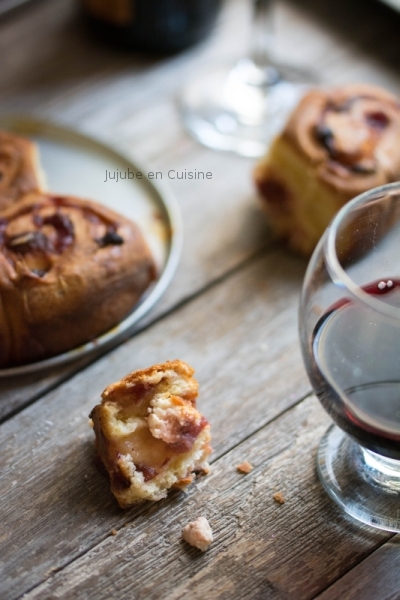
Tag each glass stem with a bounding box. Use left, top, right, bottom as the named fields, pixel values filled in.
left=246, top=0, right=280, bottom=86
left=251, top=0, right=274, bottom=67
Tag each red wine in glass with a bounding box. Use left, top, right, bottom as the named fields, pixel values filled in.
left=308, top=278, right=400, bottom=460
left=299, top=184, right=400, bottom=532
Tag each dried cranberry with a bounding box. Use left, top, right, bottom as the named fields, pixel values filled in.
left=135, top=465, right=157, bottom=482
left=42, top=212, right=75, bottom=253
left=365, top=111, right=389, bottom=129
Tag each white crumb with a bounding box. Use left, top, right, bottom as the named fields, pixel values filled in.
left=182, top=517, right=213, bottom=552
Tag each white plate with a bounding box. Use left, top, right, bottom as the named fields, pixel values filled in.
left=0, top=116, right=182, bottom=376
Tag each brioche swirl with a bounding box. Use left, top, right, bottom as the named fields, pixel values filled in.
left=254, top=84, right=400, bottom=255
left=0, top=193, right=156, bottom=367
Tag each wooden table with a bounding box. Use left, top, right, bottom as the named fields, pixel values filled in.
left=1, top=1, right=400, bottom=598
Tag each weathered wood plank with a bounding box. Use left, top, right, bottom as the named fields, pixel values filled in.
left=0, top=0, right=399, bottom=595
left=315, top=538, right=400, bottom=600
left=1, top=0, right=399, bottom=419
left=0, top=356, right=92, bottom=423
left=23, top=397, right=390, bottom=600
left=0, top=249, right=311, bottom=600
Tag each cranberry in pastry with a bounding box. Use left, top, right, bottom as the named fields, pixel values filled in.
left=90, top=360, right=212, bottom=507
left=254, top=84, right=400, bottom=255
left=0, top=130, right=45, bottom=211
left=0, top=193, right=155, bottom=367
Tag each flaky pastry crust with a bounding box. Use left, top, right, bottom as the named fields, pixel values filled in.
left=0, top=131, right=45, bottom=211
left=0, top=192, right=155, bottom=366
left=90, top=360, right=212, bottom=507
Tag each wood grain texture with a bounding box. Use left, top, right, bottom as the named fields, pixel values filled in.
left=0, top=249, right=311, bottom=600
left=22, top=397, right=390, bottom=600
left=316, top=538, right=400, bottom=600
left=0, top=356, right=97, bottom=423
left=1, top=0, right=400, bottom=597
left=1, top=0, right=399, bottom=418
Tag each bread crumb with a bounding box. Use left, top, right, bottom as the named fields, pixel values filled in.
left=236, top=461, right=253, bottom=474
left=273, top=492, right=285, bottom=504
left=110, top=529, right=118, bottom=536
left=182, top=517, right=213, bottom=552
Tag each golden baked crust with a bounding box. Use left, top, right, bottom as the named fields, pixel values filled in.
left=0, top=131, right=45, bottom=211
left=90, top=360, right=212, bottom=507
left=254, top=84, right=400, bottom=255
left=0, top=192, right=156, bottom=366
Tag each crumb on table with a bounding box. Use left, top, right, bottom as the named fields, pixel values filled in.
left=110, top=529, right=118, bottom=536
left=182, top=517, right=213, bottom=552
left=236, top=461, right=254, bottom=474
left=273, top=492, right=285, bottom=504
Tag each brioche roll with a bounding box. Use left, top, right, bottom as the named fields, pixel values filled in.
left=0, top=193, right=156, bottom=367
left=254, top=84, right=400, bottom=255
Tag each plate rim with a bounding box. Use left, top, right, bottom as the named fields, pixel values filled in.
left=0, top=115, right=183, bottom=377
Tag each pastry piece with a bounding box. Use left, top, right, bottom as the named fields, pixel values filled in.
left=254, top=84, right=400, bottom=255
left=0, top=192, right=155, bottom=367
left=0, top=130, right=45, bottom=211
left=90, top=360, right=212, bottom=507
left=182, top=517, right=213, bottom=552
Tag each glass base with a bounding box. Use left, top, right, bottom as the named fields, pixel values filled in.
left=318, top=425, right=400, bottom=532
left=178, top=59, right=316, bottom=158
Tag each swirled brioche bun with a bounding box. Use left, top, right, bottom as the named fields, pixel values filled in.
left=254, top=84, right=400, bottom=256
left=0, top=192, right=156, bottom=367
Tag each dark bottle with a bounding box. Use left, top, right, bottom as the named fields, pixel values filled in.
left=80, top=0, right=222, bottom=54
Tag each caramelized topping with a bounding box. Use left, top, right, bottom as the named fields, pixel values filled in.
left=3, top=211, right=75, bottom=259
left=34, top=212, right=75, bottom=253
left=313, top=96, right=392, bottom=176
left=6, top=231, right=52, bottom=254
left=0, top=196, right=125, bottom=261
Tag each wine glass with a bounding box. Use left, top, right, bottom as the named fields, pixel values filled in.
left=178, top=0, right=316, bottom=157
left=299, top=183, right=400, bottom=532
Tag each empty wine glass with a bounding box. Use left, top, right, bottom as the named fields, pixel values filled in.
left=178, top=0, right=316, bottom=157
left=299, top=182, right=400, bottom=531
